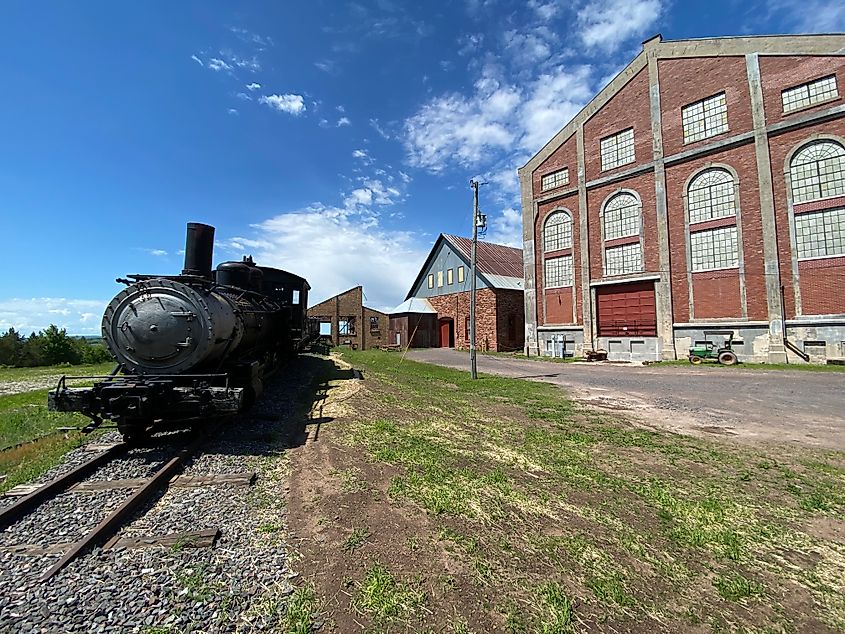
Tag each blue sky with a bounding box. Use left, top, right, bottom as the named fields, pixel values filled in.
left=1, top=0, right=843, bottom=334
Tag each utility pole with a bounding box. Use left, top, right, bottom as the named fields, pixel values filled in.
left=469, top=180, right=480, bottom=380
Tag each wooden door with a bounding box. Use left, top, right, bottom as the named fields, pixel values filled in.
left=596, top=281, right=657, bottom=336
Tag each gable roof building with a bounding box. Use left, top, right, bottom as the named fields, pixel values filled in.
left=519, top=33, right=845, bottom=363
left=403, top=233, right=525, bottom=352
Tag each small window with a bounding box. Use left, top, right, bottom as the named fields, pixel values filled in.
left=795, top=208, right=845, bottom=259
left=605, top=243, right=643, bottom=276
left=690, top=226, right=739, bottom=271
left=291, top=290, right=300, bottom=305
left=447, top=268, right=454, bottom=285
left=782, top=75, right=838, bottom=113
left=437, top=271, right=444, bottom=287
left=544, top=255, right=573, bottom=288
left=543, top=211, right=573, bottom=252
left=682, top=92, right=728, bottom=143
left=338, top=317, right=356, bottom=336
left=319, top=321, right=331, bottom=336
left=427, top=274, right=434, bottom=289
left=541, top=168, right=569, bottom=191
left=465, top=316, right=470, bottom=340
left=457, top=266, right=465, bottom=283
left=369, top=316, right=380, bottom=332
left=603, top=192, right=640, bottom=240
left=600, top=128, right=635, bottom=171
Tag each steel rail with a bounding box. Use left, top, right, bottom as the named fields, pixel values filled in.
left=39, top=428, right=215, bottom=581
left=0, top=443, right=127, bottom=530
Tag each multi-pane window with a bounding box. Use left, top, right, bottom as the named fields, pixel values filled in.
left=782, top=76, right=839, bottom=113
left=437, top=271, right=444, bottom=287
left=600, top=128, right=635, bottom=171
left=457, top=266, right=465, bottom=283
left=541, top=168, right=569, bottom=191
left=682, top=92, right=728, bottom=143
left=605, top=243, right=642, bottom=276
left=544, top=255, right=573, bottom=288
left=688, top=169, right=736, bottom=224
left=795, top=208, right=845, bottom=259
left=789, top=141, right=845, bottom=203
left=603, top=193, right=640, bottom=240
left=369, top=316, right=380, bottom=332
left=543, top=211, right=573, bottom=252
left=690, top=227, right=739, bottom=271
left=447, top=268, right=454, bottom=284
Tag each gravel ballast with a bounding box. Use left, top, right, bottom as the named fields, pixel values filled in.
left=0, top=360, right=318, bottom=633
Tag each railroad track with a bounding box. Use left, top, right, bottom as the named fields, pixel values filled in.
left=0, top=425, right=248, bottom=581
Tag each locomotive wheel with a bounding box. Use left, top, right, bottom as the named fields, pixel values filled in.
left=718, top=350, right=738, bottom=366
left=689, top=355, right=703, bottom=365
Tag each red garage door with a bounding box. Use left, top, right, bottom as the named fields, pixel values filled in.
left=596, top=281, right=656, bottom=336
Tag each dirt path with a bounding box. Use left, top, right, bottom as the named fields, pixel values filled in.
left=407, top=349, right=845, bottom=450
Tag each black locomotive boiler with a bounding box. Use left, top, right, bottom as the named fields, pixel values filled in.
left=49, top=222, right=316, bottom=440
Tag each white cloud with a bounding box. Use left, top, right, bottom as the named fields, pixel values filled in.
left=221, top=195, right=426, bottom=311
left=259, top=93, right=306, bottom=115
left=314, top=60, right=337, bottom=73
left=503, top=29, right=551, bottom=65
left=577, top=0, right=664, bottom=52
left=246, top=82, right=261, bottom=91
left=236, top=92, right=252, bottom=101
left=404, top=62, right=591, bottom=173
left=337, top=116, right=351, bottom=127
left=149, top=249, right=168, bottom=256
left=769, top=0, right=845, bottom=31
left=336, top=105, right=346, bottom=113
left=229, top=27, right=274, bottom=49
left=352, top=149, right=374, bottom=165
left=191, top=54, right=204, bottom=66
left=0, top=298, right=108, bottom=335
left=208, top=57, right=233, bottom=72
left=227, top=108, right=239, bottom=115
left=528, top=0, right=562, bottom=20
left=486, top=207, right=523, bottom=247
left=369, top=118, right=390, bottom=139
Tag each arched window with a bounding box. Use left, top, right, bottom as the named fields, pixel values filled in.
left=789, top=141, right=845, bottom=203
left=602, top=193, right=640, bottom=240
left=543, top=211, right=572, bottom=252
left=688, top=169, right=736, bottom=223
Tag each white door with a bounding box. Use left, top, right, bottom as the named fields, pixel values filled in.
left=395, top=333, right=401, bottom=345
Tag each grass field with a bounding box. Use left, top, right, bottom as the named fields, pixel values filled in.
left=0, top=362, right=112, bottom=493
left=291, top=350, right=845, bottom=633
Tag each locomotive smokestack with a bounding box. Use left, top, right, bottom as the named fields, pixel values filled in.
left=182, top=222, right=215, bottom=278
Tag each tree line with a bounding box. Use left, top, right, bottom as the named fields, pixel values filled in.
left=0, top=326, right=113, bottom=367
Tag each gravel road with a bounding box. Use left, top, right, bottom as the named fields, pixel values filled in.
left=407, top=349, right=845, bottom=450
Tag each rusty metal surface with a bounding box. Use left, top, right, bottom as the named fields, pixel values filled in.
left=443, top=234, right=524, bottom=278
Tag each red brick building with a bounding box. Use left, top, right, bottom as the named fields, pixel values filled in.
left=405, top=234, right=525, bottom=352
left=307, top=286, right=388, bottom=350
left=520, top=34, right=845, bottom=363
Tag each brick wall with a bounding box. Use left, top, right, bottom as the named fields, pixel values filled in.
left=664, top=142, right=764, bottom=322
left=532, top=135, right=578, bottom=198
left=535, top=190, right=580, bottom=326
left=307, top=286, right=388, bottom=350
left=495, top=289, right=526, bottom=352
left=426, top=288, right=520, bottom=351
left=759, top=56, right=845, bottom=126
left=583, top=68, right=651, bottom=182
left=587, top=171, right=658, bottom=280
left=658, top=56, right=753, bottom=157
left=767, top=118, right=845, bottom=318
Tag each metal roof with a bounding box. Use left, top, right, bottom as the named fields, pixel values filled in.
left=389, top=297, right=437, bottom=314
left=441, top=234, right=524, bottom=278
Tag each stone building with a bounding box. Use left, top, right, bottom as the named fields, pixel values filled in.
left=520, top=33, right=845, bottom=363
left=405, top=234, right=524, bottom=351
left=307, top=286, right=388, bottom=350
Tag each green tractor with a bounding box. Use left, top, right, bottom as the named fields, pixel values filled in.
left=688, top=330, right=739, bottom=366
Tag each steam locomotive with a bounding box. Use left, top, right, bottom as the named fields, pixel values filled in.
left=49, top=222, right=316, bottom=440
